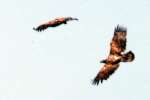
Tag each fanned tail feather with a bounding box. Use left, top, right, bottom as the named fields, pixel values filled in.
left=122, top=51, right=135, bottom=62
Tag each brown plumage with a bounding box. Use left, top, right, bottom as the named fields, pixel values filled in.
left=33, top=17, right=78, bottom=32
left=92, top=25, right=135, bottom=85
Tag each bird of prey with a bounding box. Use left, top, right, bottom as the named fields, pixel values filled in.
left=92, top=25, right=135, bottom=85
left=33, top=17, right=78, bottom=32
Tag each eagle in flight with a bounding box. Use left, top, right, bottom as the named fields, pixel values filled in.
left=92, top=25, right=135, bottom=85
left=33, top=17, right=78, bottom=32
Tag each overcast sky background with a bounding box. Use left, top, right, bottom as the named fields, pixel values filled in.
left=1, top=0, right=150, bottom=100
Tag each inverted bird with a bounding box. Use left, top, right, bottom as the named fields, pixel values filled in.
left=92, top=25, right=135, bottom=85
left=33, top=17, right=78, bottom=32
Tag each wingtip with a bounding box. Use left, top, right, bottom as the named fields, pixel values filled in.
left=74, top=18, right=79, bottom=21
left=115, top=25, right=127, bottom=33
left=92, top=80, right=99, bottom=86
left=33, top=27, right=36, bottom=30
left=33, top=27, right=38, bottom=31
left=92, top=77, right=102, bottom=86
left=70, top=17, right=79, bottom=21
left=33, top=27, right=42, bottom=32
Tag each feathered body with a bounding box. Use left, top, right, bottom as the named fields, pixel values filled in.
left=33, top=17, right=78, bottom=32
left=93, top=25, right=135, bottom=85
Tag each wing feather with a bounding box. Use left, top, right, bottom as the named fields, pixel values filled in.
left=110, top=25, right=127, bottom=54
left=93, top=63, right=119, bottom=85
left=33, top=24, right=50, bottom=32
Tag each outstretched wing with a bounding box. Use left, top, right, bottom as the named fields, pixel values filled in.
left=33, top=19, right=61, bottom=32
left=110, top=25, right=127, bottom=54
left=92, top=63, right=119, bottom=85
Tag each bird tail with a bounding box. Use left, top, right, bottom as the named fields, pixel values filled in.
left=121, top=51, right=135, bottom=62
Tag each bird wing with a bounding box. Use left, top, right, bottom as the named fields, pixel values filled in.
left=92, top=63, right=119, bottom=85
left=33, top=19, right=60, bottom=32
left=110, top=25, right=127, bottom=54
left=33, top=23, right=50, bottom=32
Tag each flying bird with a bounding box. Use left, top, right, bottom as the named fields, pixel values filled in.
left=92, top=25, right=135, bottom=85
left=33, top=17, right=78, bottom=32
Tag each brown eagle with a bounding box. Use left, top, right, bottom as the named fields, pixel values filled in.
left=33, top=17, right=78, bottom=32
left=92, top=25, right=135, bottom=85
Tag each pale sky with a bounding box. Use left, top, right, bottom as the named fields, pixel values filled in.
left=1, top=0, right=150, bottom=100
